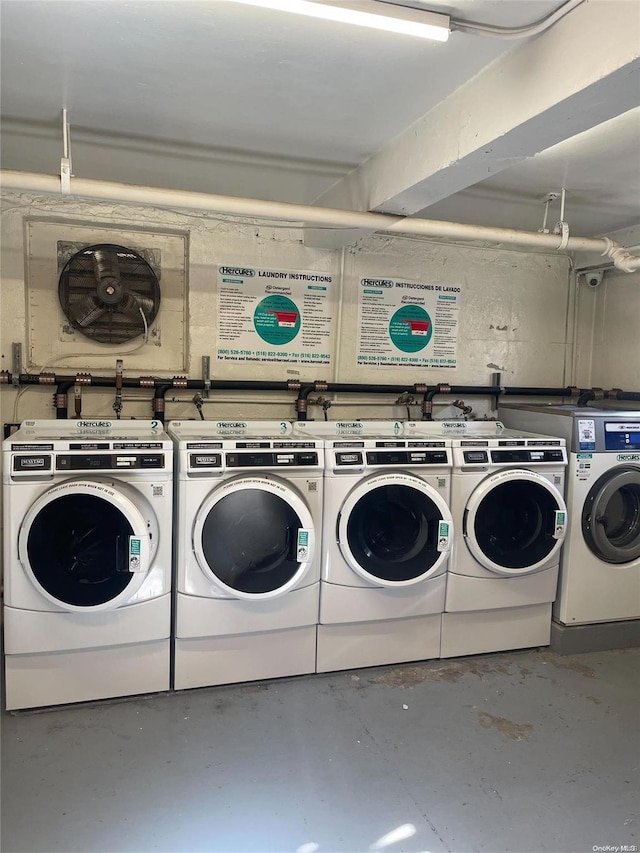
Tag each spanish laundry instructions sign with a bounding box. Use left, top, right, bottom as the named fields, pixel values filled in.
left=356, top=276, right=462, bottom=368
left=216, top=265, right=333, bottom=366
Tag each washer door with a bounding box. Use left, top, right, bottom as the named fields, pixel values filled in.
left=582, top=466, right=640, bottom=564
left=18, top=479, right=154, bottom=612
left=337, top=472, right=453, bottom=587
left=464, top=469, right=567, bottom=575
left=193, top=476, right=316, bottom=599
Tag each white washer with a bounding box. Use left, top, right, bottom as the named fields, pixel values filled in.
left=3, top=419, right=173, bottom=710
left=405, top=420, right=568, bottom=658
left=499, top=405, right=640, bottom=625
left=293, top=420, right=453, bottom=673
left=168, top=420, right=323, bottom=690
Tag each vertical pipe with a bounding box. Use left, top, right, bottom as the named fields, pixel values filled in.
left=55, top=381, right=74, bottom=419
left=153, top=384, right=172, bottom=423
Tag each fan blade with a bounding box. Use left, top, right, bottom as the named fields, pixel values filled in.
left=120, top=291, right=154, bottom=322
left=91, top=247, right=122, bottom=289
left=69, top=293, right=109, bottom=328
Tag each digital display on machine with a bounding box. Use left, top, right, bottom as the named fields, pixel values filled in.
left=366, top=450, right=447, bottom=465
left=491, top=449, right=565, bottom=463
left=226, top=452, right=318, bottom=467
left=604, top=423, right=640, bottom=451
left=55, top=454, right=164, bottom=470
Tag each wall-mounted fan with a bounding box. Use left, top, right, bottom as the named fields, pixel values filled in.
left=58, top=243, right=161, bottom=344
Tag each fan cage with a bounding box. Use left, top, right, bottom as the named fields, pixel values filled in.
left=58, top=243, right=161, bottom=344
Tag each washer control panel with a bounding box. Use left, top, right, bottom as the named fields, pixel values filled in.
left=56, top=453, right=165, bottom=470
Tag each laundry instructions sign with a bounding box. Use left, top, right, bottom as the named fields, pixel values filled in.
left=216, top=265, right=333, bottom=366
left=356, top=276, right=462, bottom=368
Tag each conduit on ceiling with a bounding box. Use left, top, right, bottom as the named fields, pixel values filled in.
left=451, top=0, right=586, bottom=39
left=2, top=170, right=639, bottom=273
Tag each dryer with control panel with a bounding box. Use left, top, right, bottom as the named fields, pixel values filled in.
left=294, top=420, right=454, bottom=673
left=406, top=421, right=568, bottom=658
left=499, top=405, right=640, bottom=626
left=3, top=419, right=173, bottom=710
left=168, top=420, right=323, bottom=689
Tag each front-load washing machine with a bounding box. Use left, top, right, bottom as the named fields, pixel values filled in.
left=168, top=420, right=323, bottom=690
left=3, top=419, right=173, bottom=710
left=405, top=420, right=568, bottom=658
left=499, top=404, right=640, bottom=625
left=293, top=420, right=453, bottom=673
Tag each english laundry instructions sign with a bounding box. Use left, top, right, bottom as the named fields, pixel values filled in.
left=356, top=276, right=462, bottom=368
left=217, top=265, right=333, bottom=366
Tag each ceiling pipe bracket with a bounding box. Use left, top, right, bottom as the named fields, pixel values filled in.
left=60, top=109, right=72, bottom=196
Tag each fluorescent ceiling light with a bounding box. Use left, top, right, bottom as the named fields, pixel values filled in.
left=227, top=0, right=450, bottom=41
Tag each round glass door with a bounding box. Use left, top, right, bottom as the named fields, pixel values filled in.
left=338, top=473, right=453, bottom=586
left=582, top=467, right=640, bottom=564
left=464, top=470, right=567, bottom=575
left=193, top=477, right=315, bottom=599
left=18, top=480, right=152, bottom=611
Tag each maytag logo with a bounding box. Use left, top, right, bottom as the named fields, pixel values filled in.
left=22, top=458, right=45, bottom=466
left=617, top=453, right=640, bottom=462
left=217, top=421, right=246, bottom=429
left=78, top=420, right=111, bottom=429
left=219, top=266, right=255, bottom=277
left=361, top=278, right=394, bottom=288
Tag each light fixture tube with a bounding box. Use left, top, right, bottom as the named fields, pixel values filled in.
left=226, top=0, right=450, bottom=41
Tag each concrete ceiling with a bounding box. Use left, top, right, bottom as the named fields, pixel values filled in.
left=1, top=0, right=639, bottom=242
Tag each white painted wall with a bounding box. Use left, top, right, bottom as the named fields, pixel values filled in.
left=573, top=225, right=640, bottom=392
left=1, top=189, right=576, bottom=428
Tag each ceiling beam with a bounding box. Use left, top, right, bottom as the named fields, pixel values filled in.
left=306, top=0, right=640, bottom=248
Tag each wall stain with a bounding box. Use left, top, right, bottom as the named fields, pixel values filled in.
left=585, top=695, right=601, bottom=704
left=477, top=712, right=533, bottom=741
left=539, top=650, right=597, bottom=679
left=368, top=658, right=511, bottom=688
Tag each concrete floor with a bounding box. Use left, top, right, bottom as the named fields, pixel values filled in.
left=2, top=648, right=639, bottom=853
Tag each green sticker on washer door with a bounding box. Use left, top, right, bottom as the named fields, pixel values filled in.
left=128, top=536, right=143, bottom=572
left=437, top=520, right=451, bottom=552
left=297, top=529, right=310, bottom=562
left=553, top=511, right=566, bottom=539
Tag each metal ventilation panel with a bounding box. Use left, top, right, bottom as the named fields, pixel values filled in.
left=26, top=220, right=188, bottom=371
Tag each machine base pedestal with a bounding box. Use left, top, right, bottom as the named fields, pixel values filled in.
left=441, top=604, right=551, bottom=658
left=5, top=639, right=170, bottom=711
left=173, top=625, right=316, bottom=690
left=550, top=618, right=640, bottom=655
left=316, top=614, right=441, bottom=673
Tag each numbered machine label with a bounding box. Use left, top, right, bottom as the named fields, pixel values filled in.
left=437, top=520, right=451, bottom=552
left=297, top=529, right=311, bottom=562
left=128, top=536, right=144, bottom=572
left=553, top=511, right=566, bottom=540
